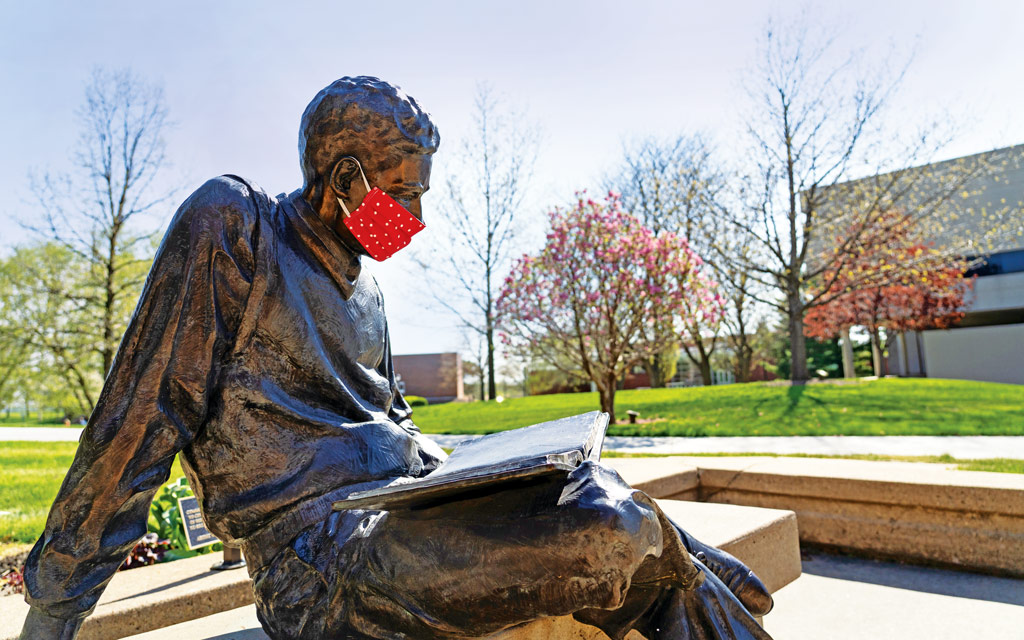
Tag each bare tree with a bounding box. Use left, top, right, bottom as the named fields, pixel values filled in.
left=416, top=85, right=538, bottom=400
left=727, top=20, right=1009, bottom=381
left=608, top=134, right=727, bottom=385
left=25, top=68, right=173, bottom=379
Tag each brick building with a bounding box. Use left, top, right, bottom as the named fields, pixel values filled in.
left=392, top=352, right=467, bottom=403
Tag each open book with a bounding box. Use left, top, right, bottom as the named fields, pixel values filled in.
left=333, top=411, right=609, bottom=511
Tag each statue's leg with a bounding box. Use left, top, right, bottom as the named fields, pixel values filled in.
left=574, top=556, right=773, bottom=640
left=249, top=462, right=770, bottom=640
left=573, top=498, right=773, bottom=640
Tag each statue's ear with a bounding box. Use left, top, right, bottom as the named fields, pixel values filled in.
left=329, top=156, right=361, bottom=197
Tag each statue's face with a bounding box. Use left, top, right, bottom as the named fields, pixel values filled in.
left=330, top=149, right=433, bottom=254
left=370, top=152, right=432, bottom=222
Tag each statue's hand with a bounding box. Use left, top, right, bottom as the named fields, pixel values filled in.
left=411, top=431, right=447, bottom=475
left=20, top=607, right=83, bottom=640
left=393, top=419, right=447, bottom=476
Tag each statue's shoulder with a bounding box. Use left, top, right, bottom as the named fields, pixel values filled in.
left=172, top=175, right=274, bottom=241
left=186, top=175, right=272, bottom=217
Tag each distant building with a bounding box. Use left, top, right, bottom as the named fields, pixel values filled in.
left=821, top=144, right=1024, bottom=384
left=392, top=352, right=467, bottom=403
left=891, top=247, right=1024, bottom=384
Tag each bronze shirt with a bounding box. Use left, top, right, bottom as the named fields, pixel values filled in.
left=24, top=175, right=437, bottom=620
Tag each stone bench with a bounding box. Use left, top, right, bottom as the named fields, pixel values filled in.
left=613, top=455, right=1024, bottom=577
left=0, top=553, right=254, bottom=640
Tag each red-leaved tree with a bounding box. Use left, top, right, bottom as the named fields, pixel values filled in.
left=805, top=211, right=973, bottom=373
left=496, top=193, right=723, bottom=423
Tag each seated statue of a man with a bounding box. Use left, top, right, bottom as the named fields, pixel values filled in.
left=20, top=76, right=774, bottom=640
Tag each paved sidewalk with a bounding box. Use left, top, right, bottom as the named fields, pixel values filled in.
left=767, top=553, right=1024, bottom=639
left=4, top=427, right=1024, bottom=459
left=0, top=427, right=84, bottom=441
left=431, top=434, right=1024, bottom=459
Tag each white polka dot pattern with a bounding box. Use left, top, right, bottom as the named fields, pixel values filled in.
left=343, top=188, right=426, bottom=261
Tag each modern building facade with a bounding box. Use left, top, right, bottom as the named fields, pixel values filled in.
left=839, top=144, right=1024, bottom=384
left=891, top=248, right=1024, bottom=384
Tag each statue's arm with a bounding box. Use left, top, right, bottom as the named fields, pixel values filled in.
left=20, top=177, right=259, bottom=638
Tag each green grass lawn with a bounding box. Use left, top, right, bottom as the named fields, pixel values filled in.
left=2, top=378, right=1022, bottom=548
left=411, top=378, right=1024, bottom=437
left=0, top=443, right=184, bottom=545
left=0, top=413, right=69, bottom=428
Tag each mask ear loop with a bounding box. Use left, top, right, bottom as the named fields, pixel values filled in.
left=336, top=157, right=372, bottom=218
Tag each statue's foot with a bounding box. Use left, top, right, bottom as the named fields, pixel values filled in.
left=672, top=525, right=774, bottom=616
left=693, top=547, right=773, bottom=616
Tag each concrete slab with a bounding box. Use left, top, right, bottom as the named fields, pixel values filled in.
left=602, top=457, right=700, bottom=500
left=654, top=500, right=801, bottom=593
left=766, top=553, right=1024, bottom=639
left=127, top=606, right=266, bottom=639
left=0, top=554, right=252, bottom=640
left=656, top=456, right=1024, bottom=577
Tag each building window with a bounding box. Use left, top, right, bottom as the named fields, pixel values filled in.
left=966, top=249, right=1024, bottom=277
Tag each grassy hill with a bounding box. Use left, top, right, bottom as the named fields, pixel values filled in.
left=411, top=378, right=1024, bottom=437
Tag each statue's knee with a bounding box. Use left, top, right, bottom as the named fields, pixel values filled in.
left=578, top=491, right=663, bottom=568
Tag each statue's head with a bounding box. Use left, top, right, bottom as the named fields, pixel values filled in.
left=298, top=77, right=439, bottom=239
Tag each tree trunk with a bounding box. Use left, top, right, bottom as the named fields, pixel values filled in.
left=870, top=329, right=883, bottom=377
left=485, top=320, right=496, bottom=401
left=840, top=328, right=856, bottom=379
left=788, top=294, right=809, bottom=381
left=598, top=378, right=617, bottom=425
left=900, top=332, right=911, bottom=377
left=736, top=337, right=752, bottom=383
left=102, top=253, right=116, bottom=377
left=698, top=359, right=713, bottom=386
left=643, top=348, right=678, bottom=388
left=644, top=352, right=664, bottom=388
left=734, top=353, right=751, bottom=383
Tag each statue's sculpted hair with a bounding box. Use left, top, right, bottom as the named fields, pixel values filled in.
left=299, top=76, right=439, bottom=190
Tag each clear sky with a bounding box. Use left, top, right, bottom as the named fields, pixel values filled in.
left=2, top=0, right=1023, bottom=356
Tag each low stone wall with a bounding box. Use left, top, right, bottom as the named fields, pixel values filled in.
left=0, top=554, right=254, bottom=640
left=611, top=456, right=1024, bottom=578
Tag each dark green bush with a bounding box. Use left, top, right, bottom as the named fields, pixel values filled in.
left=405, top=395, right=429, bottom=407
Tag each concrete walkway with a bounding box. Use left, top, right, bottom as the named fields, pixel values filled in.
left=126, top=553, right=1024, bottom=640
left=431, top=434, right=1024, bottom=459
left=767, top=552, right=1024, bottom=639
left=0, top=426, right=84, bottom=441
left=4, top=427, right=1024, bottom=459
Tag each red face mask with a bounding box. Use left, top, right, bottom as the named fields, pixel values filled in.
left=337, top=159, right=425, bottom=261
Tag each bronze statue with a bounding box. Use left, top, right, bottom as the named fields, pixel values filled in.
left=20, top=77, right=774, bottom=640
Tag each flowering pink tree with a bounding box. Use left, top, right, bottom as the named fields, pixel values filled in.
left=496, top=193, right=723, bottom=423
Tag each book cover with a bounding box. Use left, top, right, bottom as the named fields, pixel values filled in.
left=333, top=411, right=609, bottom=511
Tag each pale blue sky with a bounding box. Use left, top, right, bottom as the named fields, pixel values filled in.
left=2, top=1, right=1023, bottom=355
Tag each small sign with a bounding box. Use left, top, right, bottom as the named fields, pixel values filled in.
left=177, top=496, right=218, bottom=550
